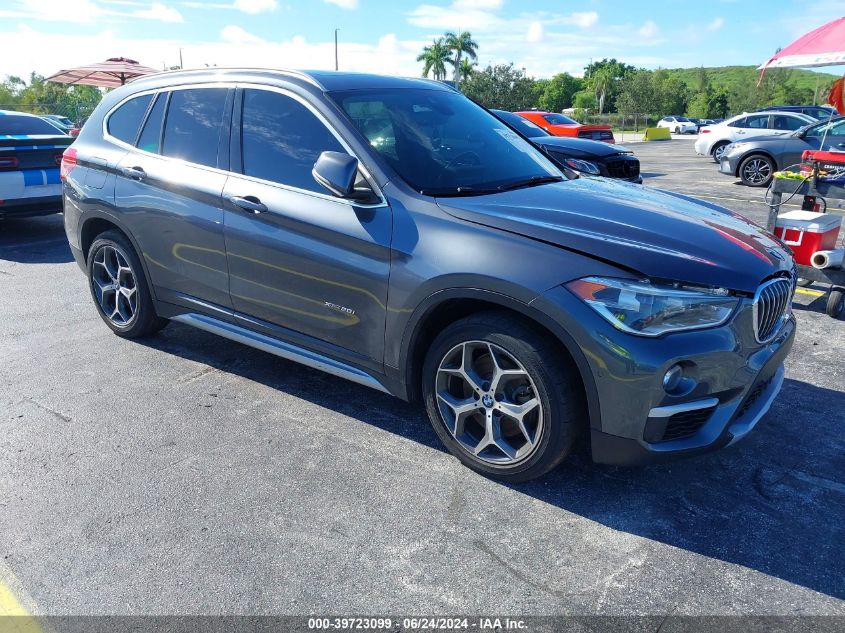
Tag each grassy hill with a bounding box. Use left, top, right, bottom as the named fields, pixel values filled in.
left=663, top=65, right=840, bottom=95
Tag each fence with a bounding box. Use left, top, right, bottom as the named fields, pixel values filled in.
left=0, top=103, right=97, bottom=125
left=578, top=112, right=657, bottom=133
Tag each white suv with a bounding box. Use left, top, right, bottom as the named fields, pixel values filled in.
left=657, top=116, right=697, bottom=134
left=694, top=111, right=815, bottom=162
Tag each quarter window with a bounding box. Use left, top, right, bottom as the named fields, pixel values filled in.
left=161, top=88, right=228, bottom=168
left=136, top=92, right=167, bottom=154
left=107, top=94, right=153, bottom=144
left=745, top=115, right=769, bottom=129
left=240, top=88, right=346, bottom=193
left=727, top=117, right=746, bottom=128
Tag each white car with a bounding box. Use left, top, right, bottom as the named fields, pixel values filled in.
left=657, top=116, right=697, bottom=134
left=694, top=111, right=815, bottom=162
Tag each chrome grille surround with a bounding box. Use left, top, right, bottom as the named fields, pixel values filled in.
left=752, top=276, right=794, bottom=344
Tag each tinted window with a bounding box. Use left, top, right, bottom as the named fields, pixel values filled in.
left=727, top=117, right=746, bottom=128
left=136, top=93, right=166, bottom=154
left=332, top=88, right=559, bottom=195
left=107, top=94, right=152, bottom=144
left=162, top=88, right=227, bottom=168
left=746, top=115, right=769, bottom=129
left=0, top=114, right=69, bottom=136
left=543, top=113, right=577, bottom=125
left=492, top=110, right=549, bottom=138
left=240, top=89, right=345, bottom=192
left=771, top=115, right=805, bottom=131
left=807, top=118, right=845, bottom=138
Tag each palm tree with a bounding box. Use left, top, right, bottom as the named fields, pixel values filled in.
left=458, top=58, right=476, bottom=83
left=417, top=38, right=451, bottom=81
left=591, top=67, right=614, bottom=114
left=445, top=31, right=478, bottom=86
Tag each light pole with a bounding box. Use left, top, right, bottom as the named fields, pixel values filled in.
left=334, top=28, right=339, bottom=71
left=179, top=47, right=184, bottom=69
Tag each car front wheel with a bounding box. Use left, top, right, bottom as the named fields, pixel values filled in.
left=422, top=311, right=584, bottom=482
left=739, top=154, right=775, bottom=187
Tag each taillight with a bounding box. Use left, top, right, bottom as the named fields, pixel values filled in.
left=0, top=155, right=19, bottom=170
left=700, top=129, right=711, bottom=133
left=60, top=147, right=78, bottom=181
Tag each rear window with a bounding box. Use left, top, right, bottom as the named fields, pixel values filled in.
left=161, top=88, right=227, bottom=168
left=107, top=94, right=153, bottom=144
left=542, top=113, right=577, bottom=125
left=0, top=114, right=67, bottom=136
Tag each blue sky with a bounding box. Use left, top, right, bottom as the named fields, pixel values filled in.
left=1, top=0, right=843, bottom=80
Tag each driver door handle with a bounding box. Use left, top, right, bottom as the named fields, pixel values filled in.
left=120, top=166, right=146, bottom=180
left=229, top=195, right=268, bottom=214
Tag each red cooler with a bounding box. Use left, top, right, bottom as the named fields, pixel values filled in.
left=773, top=210, right=842, bottom=265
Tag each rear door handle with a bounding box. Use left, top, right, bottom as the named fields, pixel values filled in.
left=229, top=195, right=267, bottom=214
left=121, top=166, right=146, bottom=180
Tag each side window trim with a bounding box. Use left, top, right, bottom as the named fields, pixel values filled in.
left=231, top=83, right=386, bottom=208
left=134, top=90, right=168, bottom=152
left=132, top=92, right=158, bottom=147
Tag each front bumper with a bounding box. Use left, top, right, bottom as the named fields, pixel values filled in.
left=719, top=154, right=741, bottom=176
left=531, top=286, right=796, bottom=466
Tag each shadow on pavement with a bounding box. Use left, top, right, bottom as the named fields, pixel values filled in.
left=138, top=324, right=845, bottom=601
left=0, top=214, right=74, bottom=264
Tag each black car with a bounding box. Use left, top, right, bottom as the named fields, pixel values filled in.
left=491, top=109, right=642, bottom=183
left=0, top=110, right=72, bottom=219
left=63, top=69, right=795, bottom=481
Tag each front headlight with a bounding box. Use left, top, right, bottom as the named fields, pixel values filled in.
left=562, top=157, right=601, bottom=175
left=725, top=142, right=747, bottom=153
left=567, top=277, right=740, bottom=336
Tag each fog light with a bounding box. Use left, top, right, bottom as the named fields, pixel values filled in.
left=663, top=364, right=683, bottom=393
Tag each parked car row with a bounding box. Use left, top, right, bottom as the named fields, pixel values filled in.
left=691, top=106, right=844, bottom=187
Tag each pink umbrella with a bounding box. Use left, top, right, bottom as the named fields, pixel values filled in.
left=758, top=16, right=845, bottom=72
left=47, top=57, right=159, bottom=88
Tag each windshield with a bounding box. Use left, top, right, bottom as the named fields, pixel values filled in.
left=491, top=110, right=549, bottom=138
left=803, top=117, right=845, bottom=137
left=331, top=88, right=561, bottom=196
left=0, top=114, right=67, bottom=136
left=675, top=116, right=690, bottom=122
left=542, top=113, right=577, bottom=125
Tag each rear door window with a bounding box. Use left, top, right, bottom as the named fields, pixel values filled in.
left=136, top=92, right=167, bottom=154
left=161, top=88, right=228, bottom=168
left=771, top=115, right=806, bottom=131
left=745, top=115, right=769, bottom=129
left=107, top=94, right=153, bottom=144
left=239, top=88, right=346, bottom=193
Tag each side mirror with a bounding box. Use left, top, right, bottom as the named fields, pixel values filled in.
left=312, top=151, right=360, bottom=198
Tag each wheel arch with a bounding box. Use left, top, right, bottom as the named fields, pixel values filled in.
left=397, top=288, right=601, bottom=428
left=735, top=150, right=777, bottom=176
left=79, top=212, right=156, bottom=293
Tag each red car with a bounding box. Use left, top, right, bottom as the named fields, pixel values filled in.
left=516, top=111, right=615, bottom=144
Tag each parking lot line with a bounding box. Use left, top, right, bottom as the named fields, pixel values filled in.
left=0, top=562, right=40, bottom=633
left=795, top=287, right=827, bottom=298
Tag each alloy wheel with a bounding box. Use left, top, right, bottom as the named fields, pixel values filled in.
left=713, top=144, right=727, bottom=162
left=91, top=245, right=138, bottom=326
left=435, top=340, right=543, bottom=466
left=742, top=157, right=772, bottom=185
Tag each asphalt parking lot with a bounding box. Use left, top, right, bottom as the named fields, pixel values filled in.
left=1, top=139, right=844, bottom=618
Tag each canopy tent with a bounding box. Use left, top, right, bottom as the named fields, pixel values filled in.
left=758, top=17, right=845, bottom=71
left=47, top=57, right=159, bottom=88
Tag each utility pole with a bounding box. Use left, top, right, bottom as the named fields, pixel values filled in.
left=334, top=29, right=339, bottom=71
left=179, top=47, right=184, bottom=69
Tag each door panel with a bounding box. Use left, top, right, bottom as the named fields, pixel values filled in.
left=223, top=86, right=391, bottom=364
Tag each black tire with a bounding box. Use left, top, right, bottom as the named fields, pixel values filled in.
left=86, top=230, right=168, bottom=338
left=739, top=154, right=775, bottom=187
left=674, top=126, right=680, bottom=134
left=827, top=289, right=845, bottom=319
left=422, top=311, right=585, bottom=482
left=711, top=142, right=729, bottom=163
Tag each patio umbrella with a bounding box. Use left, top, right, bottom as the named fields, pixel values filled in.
left=47, top=57, right=159, bottom=88
left=758, top=16, right=845, bottom=72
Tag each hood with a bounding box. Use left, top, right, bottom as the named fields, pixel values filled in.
left=534, top=136, right=626, bottom=157
left=734, top=132, right=792, bottom=145
left=437, top=178, right=792, bottom=293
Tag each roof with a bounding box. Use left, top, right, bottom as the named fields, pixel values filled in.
left=127, top=67, right=452, bottom=92
left=0, top=110, right=43, bottom=117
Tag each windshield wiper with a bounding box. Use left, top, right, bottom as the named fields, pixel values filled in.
left=496, top=175, right=563, bottom=192
left=420, top=185, right=500, bottom=197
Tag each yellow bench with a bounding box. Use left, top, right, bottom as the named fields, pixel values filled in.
left=643, top=127, right=671, bottom=141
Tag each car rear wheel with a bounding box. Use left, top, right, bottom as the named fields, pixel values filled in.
left=827, top=289, right=844, bottom=319
left=712, top=142, right=729, bottom=163
left=422, top=311, right=584, bottom=482
left=87, top=230, right=168, bottom=338
left=739, top=154, right=774, bottom=187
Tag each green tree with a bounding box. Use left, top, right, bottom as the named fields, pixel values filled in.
left=417, top=39, right=451, bottom=81
left=572, top=90, right=597, bottom=111
left=444, top=31, right=478, bottom=87
left=461, top=63, right=537, bottom=111
left=537, top=72, right=583, bottom=112
left=616, top=70, right=657, bottom=116
left=707, top=90, right=730, bottom=118
left=652, top=69, right=687, bottom=116
left=590, top=66, right=614, bottom=114
left=458, top=57, right=476, bottom=84
left=686, top=91, right=711, bottom=118
left=584, top=58, right=635, bottom=112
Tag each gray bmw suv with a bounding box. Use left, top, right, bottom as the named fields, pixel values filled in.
left=62, top=69, right=796, bottom=481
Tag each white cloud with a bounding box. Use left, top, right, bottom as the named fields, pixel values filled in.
left=638, top=19, right=659, bottom=39
left=233, top=0, right=277, bottom=12
left=220, top=24, right=264, bottom=44
left=526, top=21, right=543, bottom=43
left=323, top=0, right=358, bottom=9
left=706, top=16, right=724, bottom=31
left=407, top=0, right=503, bottom=30
left=133, top=3, right=183, bottom=21
left=565, top=11, right=598, bottom=28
